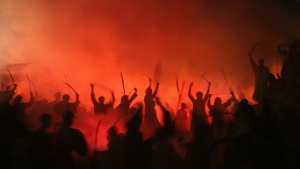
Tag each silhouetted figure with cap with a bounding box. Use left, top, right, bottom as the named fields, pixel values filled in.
left=90, top=83, right=115, bottom=115
left=54, top=111, right=87, bottom=169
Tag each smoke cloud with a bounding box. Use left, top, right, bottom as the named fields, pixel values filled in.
left=1, top=0, right=300, bottom=149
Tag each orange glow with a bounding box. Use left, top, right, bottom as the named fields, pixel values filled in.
left=0, top=0, right=295, bottom=151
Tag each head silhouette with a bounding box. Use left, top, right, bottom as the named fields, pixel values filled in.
left=14, top=95, right=22, bottom=104
left=39, top=113, right=51, bottom=129
left=240, top=98, right=248, bottom=106
left=62, top=94, right=70, bottom=102
left=121, top=95, right=128, bottom=105
left=145, top=87, right=152, bottom=95
left=214, top=97, right=222, bottom=106
left=98, top=96, right=105, bottom=103
left=55, top=92, right=62, bottom=101
left=181, top=103, right=186, bottom=109
left=107, top=126, right=117, bottom=140
left=196, top=91, right=203, bottom=100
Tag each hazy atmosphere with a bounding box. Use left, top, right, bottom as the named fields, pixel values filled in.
left=1, top=0, right=300, bottom=162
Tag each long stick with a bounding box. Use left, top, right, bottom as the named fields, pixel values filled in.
left=92, top=83, right=111, bottom=92
left=248, top=40, right=263, bottom=57
left=63, top=82, right=77, bottom=94
left=176, top=79, right=180, bottom=95
left=62, top=71, right=72, bottom=95
left=94, top=119, right=102, bottom=150
left=127, top=88, right=135, bottom=95
left=154, top=61, right=162, bottom=83
left=26, top=74, right=32, bottom=92
left=200, top=72, right=209, bottom=83
left=62, top=71, right=68, bottom=81
left=220, top=68, right=227, bottom=86
left=121, top=72, right=126, bottom=95
left=141, top=74, right=150, bottom=79
left=7, top=69, right=14, bottom=85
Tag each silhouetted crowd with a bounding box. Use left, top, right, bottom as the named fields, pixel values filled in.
left=1, top=41, right=300, bottom=169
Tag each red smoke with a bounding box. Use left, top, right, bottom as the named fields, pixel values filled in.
left=1, top=0, right=299, bottom=150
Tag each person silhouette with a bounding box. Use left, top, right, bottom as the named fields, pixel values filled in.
left=208, top=92, right=234, bottom=139
left=11, top=92, right=34, bottom=131
left=144, top=78, right=160, bottom=130
left=54, top=111, right=87, bottom=169
left=188, top=80, right=211, bottom=128
left=115, top=88, right=137, bottom=118
left=53, top=93, right=79, bottom=122
left=250, top=55, right=270, bottom=103
left=175, top=102, right=189, bottom=139
left=0, top=84, right=17, bottom=118
left=90, top=83, right=115, bottom=115
left=31, top=113, right=54, bottom=169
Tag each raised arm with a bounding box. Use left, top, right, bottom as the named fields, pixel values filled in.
left=188, top=82, right=195, bottom=101
left=152, top=81, right=160, bottom=98
left=128, top=88, right=138, bottom=105
left=155, top=97, right=172, bottom=129
left=24, top=92, right=35, bottom=108
left=5, top=84, right=17, bottom=92
left=207, top=94, right=213, bottom=109
left=223, top=99, right=232, bottom=109
left=75, top=93, right=80, bottom=105
left=203, top=81, right=211, bottom=101
left=90, top=84, right=97, bottom=104
left=148, top=78, right=152, bottom=88
left=249, top=55, right=256, bottom=68
left=109, top=90, right=115, bottom=104
left=223, top=92, right=235, bottom=109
